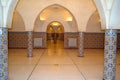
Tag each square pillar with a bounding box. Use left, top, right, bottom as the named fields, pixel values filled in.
left=78, top=32, right=84, bottom=57
left=27, top=31, right=33, bottom=57
left=0, top=27, right=8, bottom=80
left=103, top=29, right=117, bottom=80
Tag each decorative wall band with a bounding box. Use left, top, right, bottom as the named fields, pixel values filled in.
left=8, top=32, right=120, bottom=49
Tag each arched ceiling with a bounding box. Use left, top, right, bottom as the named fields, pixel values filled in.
left=47, top=21, right=64, bottom=33
left=110, top=0, right=120, bottom=29
left=1, top=0, right=120, bottom=30
left=93, top=0, right=120, bottom=29
left=36, top=4, right=78, bottom=32
left=9, top=10, right=25, bottom=31
left=40, top=5, right=73, bottom=21
left=8, top=0, right=96, bottom=31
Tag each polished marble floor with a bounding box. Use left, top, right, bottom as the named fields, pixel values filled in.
left=8, top=40, right=120, bottom=80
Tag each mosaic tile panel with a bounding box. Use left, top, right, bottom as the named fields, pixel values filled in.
left=8, top=32, right=46, bottom=49
left=103, top=29, right=117, bottom=80
left=8, top=32, right=28, bottom=48
left=27, top=31, right=33, bottom=57
left=117, top=33, right=120, bottom=48
left=84, top=32, right=104, bottom=49
left=0, top=27, right=8, bottom=80
left=8, top=32, right=120, bottom=49
left=78, top=32, right=84, bottom=57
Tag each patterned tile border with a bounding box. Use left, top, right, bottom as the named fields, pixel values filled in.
left=8, top=32, right=120, bottom=49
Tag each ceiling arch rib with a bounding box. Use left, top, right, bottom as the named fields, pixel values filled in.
left=0, top=0, right=9, bottom=6
left=4, top=0, right=120, bottom=30
left=94, top=0, right=120, bottom=29
left=0, top=1, right=2, bottom=6
left=104, top=0, right=114, bottom=10
left=93, top=0, right=106, bottom=29
left=110, top=0, right=120, bottom=29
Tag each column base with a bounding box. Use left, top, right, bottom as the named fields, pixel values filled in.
left=27, top=55, right=33, bottom=57
left=78, top=54, right=84, bottom=57
left=78, top=52, right=84, bottom=57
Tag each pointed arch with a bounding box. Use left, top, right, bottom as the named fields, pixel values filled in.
left=47, top=21, right=64, bottom=33
left=34, top=4, right=78, bottom=32
left=86, top=10, right=102, bottom=32
left=6, top=0, right=19, bottom=28
left=9, top=10, right=25, bottom=31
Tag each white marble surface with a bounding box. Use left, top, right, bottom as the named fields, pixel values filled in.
left=8, top=41, right=120, bottom=80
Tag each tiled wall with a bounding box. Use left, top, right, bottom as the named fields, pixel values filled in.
left=117, top=33, right=120, bottom=48
left=8, top=32, right=120, bottom=49
left=8, top=32, right=28, bottom=48
left=8, top=32, right=46, bottom=49
left=84, top=32, right=104, bottom=49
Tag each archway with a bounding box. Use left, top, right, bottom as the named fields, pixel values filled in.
left=46, top=21, right=64, bottom=48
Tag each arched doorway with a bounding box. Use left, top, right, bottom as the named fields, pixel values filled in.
left=46, top=21, right=64, bottom=48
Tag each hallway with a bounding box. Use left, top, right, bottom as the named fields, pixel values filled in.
left=8, top=41, right=120, bottom=80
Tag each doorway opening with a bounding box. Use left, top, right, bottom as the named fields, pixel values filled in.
left=46, top=21, right=64, bottom=49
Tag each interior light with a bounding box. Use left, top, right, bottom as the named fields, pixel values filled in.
left=40, top=17, right=46, bottom=21
left=40, top=15, right=46, bottom=21
left=66, top=17, right=72, bottom=21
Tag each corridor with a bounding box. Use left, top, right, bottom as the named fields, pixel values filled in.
left=8, top=41, right=120, bottom=80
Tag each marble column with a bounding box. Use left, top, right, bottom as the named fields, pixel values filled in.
left=78, top=32, right=84, bottom=57
left=0, top=27, right=8, bottom=80
left=27, top=31, right=33, bottom=57
left=103, top=29, right=117, bottom=80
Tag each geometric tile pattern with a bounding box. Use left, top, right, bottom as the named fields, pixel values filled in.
left=84, top=32, right=104, bottom=49
left=8, top=32, right=28, bottom=48
left=8, top=32, right=46, bottom=49
left=78, top=32, right=84, bottom=57
left=8, top=32, right=120, bottom=49
left=117, top=33, right=120, bottom=48
left=0, top=27, right=8, bottom=80
left=27, top=31, right=33, bottom=57
left=103, top=29, right=117, bottom=80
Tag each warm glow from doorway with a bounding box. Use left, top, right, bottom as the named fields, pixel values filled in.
left=51, top=22, right=60, bottom=26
